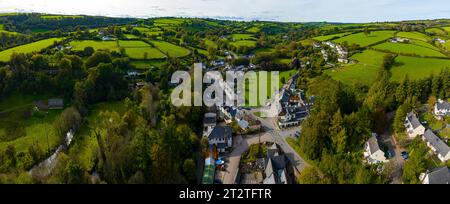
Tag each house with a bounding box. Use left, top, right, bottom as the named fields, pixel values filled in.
left=263, top=144, right=288, bottom=184
left=422, top=129, right=450, bottom=162
left=203, top=113, right=217, bottom=137
left=420, top=167, right=450, bottom=184
left=363, top=133, right=388, bottom=164
left=404, top=111, right=426, bottom=138
left=390, top=37, right=409, bottom=43
left=102, top=36, right=114, bottom=41
left=34, top=100, right=48, bottom=111
left=435, top=38, right=446, bottom=44
left=208, top=126, right=232, bottom=153
left=48, top=99, right=64, bottom=110
left=434, top=99, right=450, bottom=120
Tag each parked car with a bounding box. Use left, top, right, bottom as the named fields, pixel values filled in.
left=294, top=131, right=301, bottom=138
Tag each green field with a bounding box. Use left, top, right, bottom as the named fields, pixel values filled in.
left=313, top=32, right=351, bottom=41
left=334, top=30, right=395, bottom=47
left=150, top=40, right=190, bottom=57
left=390, top=56, right=450, bottom=81
left=119, top=40, right=166, bottom=59
left=41, top=15, right=84, bottom=20
left=396, top=31, right=431, bottom=42
left=69, top=40, right=119, bottom=51
left=373, top=42, right=446, bottom=57
left=230, top=40, right=257, bottom=49
left=325, top=50, right=385, bottom=85
left=0, top=38, right=64, bottom=62
left=154, top=18, right=185, bottom=26
left=426, top=28, right=447, bottom=36
left=232, top=34, right=257, bottom=41
left=410, top=39, right=441, bottom=51
left=246, top=27, right=260, bottom=33
left=204, top=39, right=217, bottom=49
left=443, top=27, right=450, bottom=37
left=0, top=94, right=61, bottom=154
left=0, top=24, right=4, bottom=30
left=126, top=47, right=166, bottom=59
left=123, top=34, right=139, bottom=39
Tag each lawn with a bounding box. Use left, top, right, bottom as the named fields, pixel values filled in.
left=150, top=40, right=190, bottom=57
left=396, top=31, right=431, bottom=42
left=333, top=30, right=396, bottom=47
left=69, top=40, right=119, bottom=52
left=373, top=42, right=446, bottom=57
left=0, top=94, right=62, bottom=154
left=419, top=112, right=446, bottom=131
left=390, top=56, right=450, bottom=81
left=0, top=38, right=64, bottom=62
left=313, top=32, right=351, bottom=41
left=325, top=50, right=385, bottom=85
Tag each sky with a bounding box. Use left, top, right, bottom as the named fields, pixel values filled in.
left=0, top=0, right=449, bottom=23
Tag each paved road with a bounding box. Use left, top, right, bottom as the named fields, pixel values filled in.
left=379, top=112, right=405, bottom=184
left=222, top=133, right=274, bottom=184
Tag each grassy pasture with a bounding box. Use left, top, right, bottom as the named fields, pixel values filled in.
left=119, top=40, right=166, bottom=59
left=150, top=40, right=190, bottom=57
left=325, top=50, right=385, bottom=85
left=426, top=28, right=447, bottom=36
left=396, top=32, right=431, bottom=42
left=0, top=94, right=62, bottom=154
left=69, top=40, right=119, bottom=52
left=41, top=15, right=84, bottom=20
left=313, top=32, right=351, bottom=41
left=230, top=40, right=257, bottom=48
left=390, top=56, right=450, bottom=81
left=204, top=39, right=217, bottom=49
left=246, top=27, right=260, bottom=33
left=232, top=34, right=257, bottom=41
left=154, top=18, right=185, bottom=26
left=0, top=38, right=63, bottom=62
left=373, top=42, right=446, bottom=57
left=333, top=30, right=395, bottom=47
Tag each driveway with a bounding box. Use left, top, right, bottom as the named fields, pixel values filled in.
left=221, top=133, right=274, bottom=184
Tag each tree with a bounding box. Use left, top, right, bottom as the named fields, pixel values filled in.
left=329, top=110, right=347, bottom=154
left=65, top=159, right=87, bottom=184
left=85, top=51, right=112, bottom=68
left=83, top=46, right=95, bottom=56
left=183, top=159, right=196, bottom=183
left=298, top=166, right=328, bottom=184
left=53, top=107, right=82, bottom=141
left=28, top=142, right=44, bottom=164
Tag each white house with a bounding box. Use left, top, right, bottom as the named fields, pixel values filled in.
left=422, top=129, right=450, bottom=162
left=420, top=167, right=450, bottom=184
left=363, top=133, right=388, bottom=164
left=404, top=111, right=426, bottom=138
left=208, top=126, right=232, bottom=153
left=434, top=99, right=450, bottom=120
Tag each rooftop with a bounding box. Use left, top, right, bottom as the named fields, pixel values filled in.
left=423, top=129, right=450, bottom=158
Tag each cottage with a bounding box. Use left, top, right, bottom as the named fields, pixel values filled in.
left=363, top=133, right=388, bottom=164
left=420, top=167, right=450, bottom=184
left=48, top=99, right=64, bottom=110
left=404, top=111, right=426, bottom=138
left=208, top=126, right=232, bottom=153
left=422, top=129, right=450, bottom=162
left=34, top=100, right=48, bottom=111
left=203, top=113, right=217, bottom=137
left=434, top=99, right=450, bottom=120
left=263, top=144, right=287, bottom=184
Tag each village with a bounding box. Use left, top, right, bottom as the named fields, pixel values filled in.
left=363, top=99, right=450, bottom=184
left=200, top=61, right=314, bottom=184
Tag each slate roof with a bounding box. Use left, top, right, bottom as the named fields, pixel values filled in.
left=423, top=129, right=450, bottom=158
left=367, top=133, right=381, bottom=154
left=436, top=100, right=450, bottom=111
left=426, top=167, right=450, bottom=184
left=48, top=98, right=64, bottom=108
left=209, top=126, right=232, bottom=141
left=406, top=112, right=422, bottom=129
